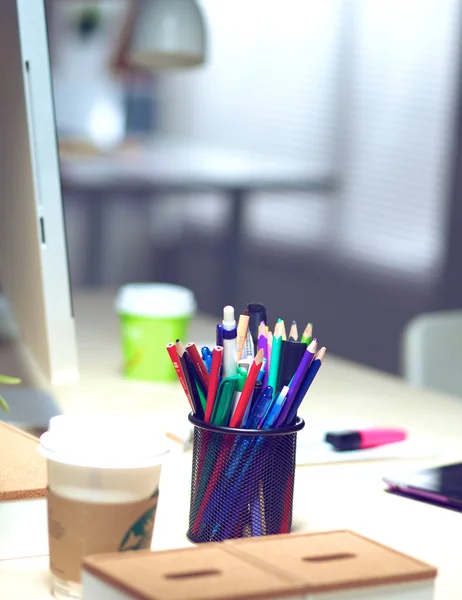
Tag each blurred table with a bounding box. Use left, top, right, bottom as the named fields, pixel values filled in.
left=60, top=137, right=338, bottom=300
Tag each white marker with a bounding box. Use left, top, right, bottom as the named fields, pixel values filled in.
left=222, top=305, right=238, bottom=378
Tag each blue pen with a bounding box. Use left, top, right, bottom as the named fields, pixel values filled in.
left=245, top=386, right=273, bottom=429
left=283, top=356, right=323, bottom=426
left=216, top=324, right=224, bottom=347
left=257, top=358, right=267, bottom=383
left=203, top=390, right=274, bottom=538
left=220, top=436, right=265, bottom=539
left=261, top=385, right=289, bottom=429
left=249, top=380, right=263, bottom=412
left=201, top=346, right=213, bottom=373
left=198, top=434, right=255, bottom=539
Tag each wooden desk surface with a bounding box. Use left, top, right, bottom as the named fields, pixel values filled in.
left=1, top=289, right=461, bottom=598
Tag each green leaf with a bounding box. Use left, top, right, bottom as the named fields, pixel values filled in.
left=0, top=375, right=21, bottom=385
left=0, top=394, right=10, bottom=412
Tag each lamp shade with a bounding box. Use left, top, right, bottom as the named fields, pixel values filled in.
left=129, top=0, right=206, bottom=70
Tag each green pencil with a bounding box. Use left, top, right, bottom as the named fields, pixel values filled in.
left=267, top=321, right=283, bottom=398
left=301, top=322, right=313, bottom=345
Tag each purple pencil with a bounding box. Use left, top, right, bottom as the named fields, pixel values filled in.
left=258, top=322, right=268, bottom=387
left=274, top=339, right=318, bottom=427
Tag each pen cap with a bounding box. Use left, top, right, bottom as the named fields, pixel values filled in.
left=359, top=428, right=407, bottom=449
left=276, top=341, right=307, bottom=391
left=222, top=305, right=236, bottom=330
left=247, top=303, right=267, bottom=348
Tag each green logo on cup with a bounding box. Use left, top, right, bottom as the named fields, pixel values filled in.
left=119, top=489, right=159, bottom=552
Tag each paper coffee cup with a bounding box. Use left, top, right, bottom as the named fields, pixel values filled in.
left=115, top=283, right=196, bottom=382
left=39, top=415, right=168, bottom=600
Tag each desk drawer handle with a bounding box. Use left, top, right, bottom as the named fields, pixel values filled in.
left=165, top=570, right=221, bottom=580
left=303, top=552, right=355, bottom=563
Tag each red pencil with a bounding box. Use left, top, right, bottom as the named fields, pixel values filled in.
left=229, top=349, right=264, bottom=428
left=166, top=342, right=193, bottom=410
left=205, top=346, right=223, bottom=423
left=186, top=342, right=210, bottom=391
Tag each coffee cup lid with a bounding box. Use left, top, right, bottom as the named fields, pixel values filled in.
left=114, top=283, right=196, bottom=319
left=39, top=415, right=169, bottom=469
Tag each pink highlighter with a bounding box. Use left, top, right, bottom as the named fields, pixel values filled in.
left=325, top=428, right=407, bottom=451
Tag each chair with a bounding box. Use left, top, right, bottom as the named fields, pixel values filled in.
left=402, top=310, right=462, bottom=397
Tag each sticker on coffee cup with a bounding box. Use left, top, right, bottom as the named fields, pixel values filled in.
left=47, top=488, right=159, bottom=583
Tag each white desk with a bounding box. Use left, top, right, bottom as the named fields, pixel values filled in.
left=1, top=290, right=462, bottom=598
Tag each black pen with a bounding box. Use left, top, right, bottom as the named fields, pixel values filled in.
left=247, top=303, right=267, bottom=350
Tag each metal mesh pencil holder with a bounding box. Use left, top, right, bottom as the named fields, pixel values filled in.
left=187, top=414, right=305, bottom=543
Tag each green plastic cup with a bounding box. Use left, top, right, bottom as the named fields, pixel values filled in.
left=115, top=283, right=196, bottom=382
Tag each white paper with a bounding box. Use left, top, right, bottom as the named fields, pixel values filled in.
left=296, top=419, right=436, bottom=465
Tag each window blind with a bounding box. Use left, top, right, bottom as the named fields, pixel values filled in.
left=338, top=0, right=461, bottom=279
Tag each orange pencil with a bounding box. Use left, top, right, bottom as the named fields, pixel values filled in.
left=229, top=349, right=264, bottom=428
left=236, top=314, right=250, bottom=360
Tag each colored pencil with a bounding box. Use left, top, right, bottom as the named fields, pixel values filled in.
left=166, top=342, right=194, bottom=410
left=176, top=340, right=204, bottom=420
left=274, top=339, right=318, bottom=427
left=236, top=314, right=250, bottom=360
left=258, top=321, right=268, bottom=355
left=301, top=322, right=313, bottom=345
left=283, top=347, right=326, bottom=425
left=267, top=321, right=283, bottom=398
left=267, top=330, right=273, bottom=374
left=258, top=322, right=268, bottom=387
left=288, top=320, right=298, bottom=342
left=229, top=349, right=264, bottom=428
left=281, top=320, right=287, bottom=341
left=204, top=346, right=223, bottom=422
